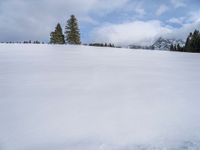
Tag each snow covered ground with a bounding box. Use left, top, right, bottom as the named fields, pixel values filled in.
left=1, top=44, right=200, bottom=150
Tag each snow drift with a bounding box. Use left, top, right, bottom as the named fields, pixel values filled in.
left=0, top=44, right=200, bottom=150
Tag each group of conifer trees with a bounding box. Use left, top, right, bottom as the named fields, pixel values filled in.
left=50, top=15, right=81, bottom=45
left=89, top=43, right=115, bottom=47
left=170, top=30, right=200, bottom=53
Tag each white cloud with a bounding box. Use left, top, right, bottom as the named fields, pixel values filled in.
left=90, top=0, right=130, bottom=15
left=90, top=20, right=172, bottom=46
left=135, top=8, right=146, bottom=16
left=170, top=0, right=186, bottom=8
left=122, top=1, right=146, bottom=17
left=156, top=4, right=169, bottom=16
left=165, top=9, right=200, bottom=39
left=79, top=16, right=99, bottom=25
left=165, top=22, right=200, bottom=40
left=167, top=9, right=200, bottom=25
left=189, top=9, right=200, bottom=23
left=168, top=17, right=185, bottom=25
left=133, top=2, right=146, bottom=16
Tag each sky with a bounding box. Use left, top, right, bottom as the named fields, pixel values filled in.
left=0, top=0, right=200, bottom=46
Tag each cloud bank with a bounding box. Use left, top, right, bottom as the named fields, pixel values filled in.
left=91, top=20, right=171, bottom=46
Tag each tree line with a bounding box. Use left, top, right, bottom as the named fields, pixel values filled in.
left=1, top=41, right=44, bottom=44
left=50, top=15, right=81, bottom=45
left=88, top=43, right=115, bottom=47
left=170, top=30, right=200, bottom=53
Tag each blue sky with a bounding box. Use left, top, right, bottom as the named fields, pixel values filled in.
left=0, top=0, right=199, bottom=45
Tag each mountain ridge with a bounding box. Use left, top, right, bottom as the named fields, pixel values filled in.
left=129, top=37, right=185, bottom=50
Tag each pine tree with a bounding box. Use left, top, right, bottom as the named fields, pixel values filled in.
left=184, top=30, right=200, bottom=53
left=65, top=15, right=81, bottom=45
left=185, top=32, right=192, bottom=52
left=177, top=44, right=181, bottom=51
left=170, top=44, right=174, bottom=51
left=50, top=23, right=65, bottom=44
left=50, top=32, right=55, bottom=44
left=174, top=45, right=177, bottom=51
left=197, top=32, right=200, bottom=52
left=192, top=30, right=199, bottom=52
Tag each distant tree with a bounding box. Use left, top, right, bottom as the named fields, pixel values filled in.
left=109, top=43, right=114, bottom=47
left=177, top=44, right=181, bottom=51
left=65, top=15, right=81, bottom=44
left=50, top=23, right=65, bottom=44
left=50, top=32, right=55, bottom=44
left=170, top=44, right=174, bottom=51
left=33, top=41, right=40, bottom=44
left=89, top=43, right=115, bottom=48
left=174, top=45, right=177, bottom=51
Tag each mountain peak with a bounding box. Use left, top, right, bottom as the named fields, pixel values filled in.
left=152, top=37, right=185, bottom=50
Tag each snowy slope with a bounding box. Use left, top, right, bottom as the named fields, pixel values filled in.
left=1, top=44, right=200, bottom=150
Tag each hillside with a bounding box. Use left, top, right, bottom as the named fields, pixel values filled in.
left=0, top=44, right=200, bottom=150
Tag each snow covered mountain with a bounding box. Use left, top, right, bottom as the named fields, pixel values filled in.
left=152, top=37, right=185, bottom=50
left=128, top=37, right=185, bottom=50
left=1, top=44, right=200, bottom=150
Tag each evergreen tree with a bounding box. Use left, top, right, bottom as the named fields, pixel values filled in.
left=173, top=45, right=177, bottom=51
left=50, top=23, right=65, bottom=44
left=50, top=32, right=55, bottom=44
left=184, top=30, right=200, bottom=53
left=177, top=44, right=181, bottom=51
left=192, top=30, right=199, bottom=52
left=184, top=32, right=192, bottom=52
left=65, top=15, right=81, bottom=44
left=170, top=44, right=174, bottom=51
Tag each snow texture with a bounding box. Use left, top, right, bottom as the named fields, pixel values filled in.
left=0, top=44, right=200, bottom=150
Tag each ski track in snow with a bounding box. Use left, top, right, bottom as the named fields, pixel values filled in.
left=0, top=44, right=200, bottom=150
